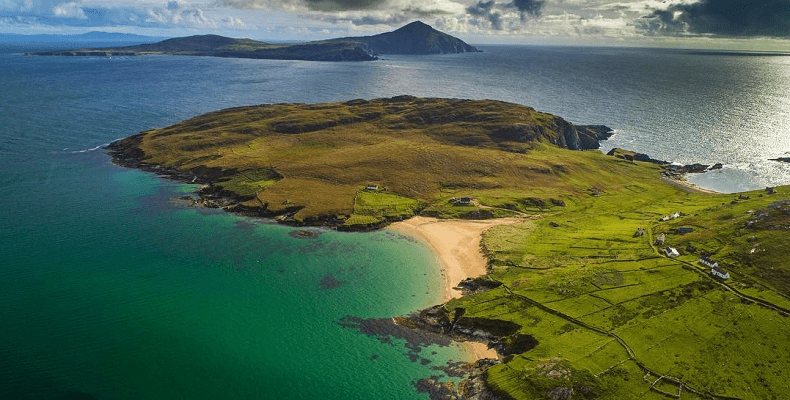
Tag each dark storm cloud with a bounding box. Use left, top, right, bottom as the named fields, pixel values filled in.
left=511, top=0, right=544, bottom=19
left=302, top=0, right=389, bottom=12
left=466, top=0, right=544, bottom=30
left=637, top=0, right=790, bottom=38
left=466, top=1, right=503, bottom=30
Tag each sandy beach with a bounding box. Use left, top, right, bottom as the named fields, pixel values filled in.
left=389, top=216, right=519, bottom=301
left=389, top=216, right=524, bottom=360
left=661, top=176, right=720, bottom=194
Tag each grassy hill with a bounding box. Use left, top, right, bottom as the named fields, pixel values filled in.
left=109, top=96, right=623, bottom=228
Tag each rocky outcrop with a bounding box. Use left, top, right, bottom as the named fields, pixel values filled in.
left=492, top=121, right=613, bottom=150
left=606, top=148, right=725, bottom=180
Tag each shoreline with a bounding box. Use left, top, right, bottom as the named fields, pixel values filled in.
left=661, top=175, right=721, bottom=194
left=389, top=216, right=522, bottom=361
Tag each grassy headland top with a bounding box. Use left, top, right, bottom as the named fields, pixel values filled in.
left=110, top=95, right=648, bottom=227
left=30, top=21, right=479, bottom=61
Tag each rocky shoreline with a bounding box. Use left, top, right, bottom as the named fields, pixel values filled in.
left=606, top=147, right=723, bottom=181
left=106, top=135, right=405, bottom=231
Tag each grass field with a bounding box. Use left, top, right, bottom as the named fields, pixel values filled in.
left=447, top=185, right=790, bottom=399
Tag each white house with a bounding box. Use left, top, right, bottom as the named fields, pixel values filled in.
left=711, top=266, right=730, bottom=280
left=699, top=257, right=718, bottom=269
left=665, top=247, right=679, bottom=258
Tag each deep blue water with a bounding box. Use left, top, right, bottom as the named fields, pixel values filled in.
left=1, top=45, right=789, bottom=400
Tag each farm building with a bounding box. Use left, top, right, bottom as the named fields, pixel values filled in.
left=457, top=197, right=472, bottom=205
left=699, top=256, right=718, bottom=269
left=365, top=184, right=379, bottom=191
left=711, top=266, right=730, bottom=280
left=655, top=233, right=666, bottom=246
left=633, top=227, right=645, bottom=237
left=665, top=247, right=680, bottom=257
left=676, top=227, right=694, bottom=234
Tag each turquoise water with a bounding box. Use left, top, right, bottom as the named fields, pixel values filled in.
left=2, top=45, right=789, bottom=399
left=1, top=149, right=461, bottom=399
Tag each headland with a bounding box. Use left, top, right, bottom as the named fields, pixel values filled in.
left=106, top=96, right=790, bottom=399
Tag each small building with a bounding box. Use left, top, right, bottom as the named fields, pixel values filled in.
left=711, top=266, right=730, bottom=280
left=699, top=256, right=718, bottom=269
left=676, top=227, right=694, bottom=234
left=670, top=212, right=680, bottom=219
left=365, top=184, right=379, bottom=191
left=665, top=247, right=679, bottom=258
left=457, top=197, right=472, bottom=205
left=633, top=227, right=645, bottom=237
left=686, top=245, right=697, bottom=253
left=655, top=233, right=666, bottom=246
left=766, top=187, right=776, bottom=195
left=660, top=215, right=670, bottom=221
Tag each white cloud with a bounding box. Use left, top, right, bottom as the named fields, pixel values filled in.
left=52, top=1, right=86, bottom=19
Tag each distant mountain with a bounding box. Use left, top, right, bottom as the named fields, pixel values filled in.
left=332, top=21, right=480, bottom=55
left=27, top=22, right=478, bottom=62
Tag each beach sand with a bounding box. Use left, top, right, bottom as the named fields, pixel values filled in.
left=662, top=176, right=720, bottom=194
left=389, top=216, right=523, bottom=360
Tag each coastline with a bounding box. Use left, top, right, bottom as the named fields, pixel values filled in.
left=389, top=216, right=521, bottom=361
left=661, top=176, right=721, bottom=194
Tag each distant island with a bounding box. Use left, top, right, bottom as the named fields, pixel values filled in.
left=28, top=21, right=479, bottom=62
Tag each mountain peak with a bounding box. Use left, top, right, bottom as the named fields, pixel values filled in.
left=367, top=21, right=480, bottom=55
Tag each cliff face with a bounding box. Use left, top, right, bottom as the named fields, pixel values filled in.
left=490, top=118, right=613, bottom=150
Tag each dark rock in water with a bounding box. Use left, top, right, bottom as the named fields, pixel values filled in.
left=710, top=163, right=724, bottom=170
left=289, top=229, right=320, bottom=239
left=337, top=314, right=453, bottom=356
left=606, top=148, right=667, bottom=165
left=770, top=157, right=790, bottom=163
left=684, top=163, right=709, bottom=173
left=414, top=376, right=458, bottom=400
left=319, top=273, right=345, bottom=289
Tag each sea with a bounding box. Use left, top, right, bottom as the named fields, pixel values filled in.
left=1, top=44, right=789, bottom=400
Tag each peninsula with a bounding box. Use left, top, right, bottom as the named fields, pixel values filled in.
left=108, top=96, right=790, bottom=399
left=29, top=21, right=479, bottom=61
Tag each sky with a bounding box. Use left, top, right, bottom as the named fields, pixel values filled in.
left=1, top=0, right=789, bottom=50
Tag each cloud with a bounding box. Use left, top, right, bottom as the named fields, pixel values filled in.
left=466, top=1, right=502, bottom=29
left=464, top=0, right=544, bottom=30
left=52, top=1, right=85, bottom=19
left=511, top=0, right=543, bottom=19
left=637, top=0, right=790, bottom=38
left=302, top=0, right=389, bottom=12
left=0, top=1, right=250, bottom=30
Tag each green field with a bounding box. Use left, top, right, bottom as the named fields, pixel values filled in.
left=448, top=185, right=790, bottom=399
